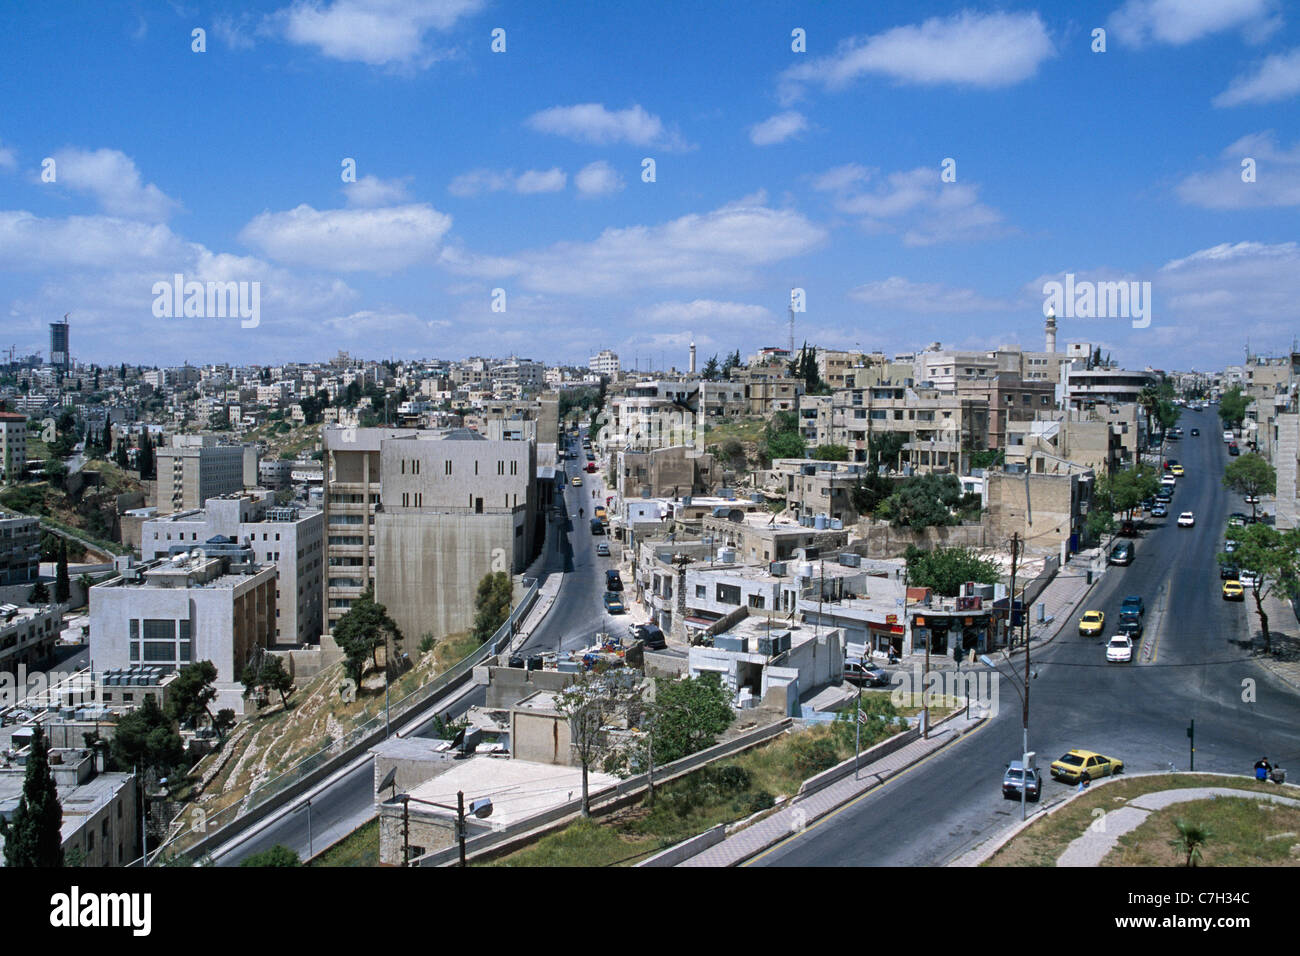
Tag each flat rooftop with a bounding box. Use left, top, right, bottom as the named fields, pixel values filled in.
left=405, top=757, right=618, bottom=829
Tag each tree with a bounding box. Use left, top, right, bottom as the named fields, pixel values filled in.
left=55, top=540, right=70, bottom=604
left=721, top=350, right=742, bottom=378
left=1220, top=524, right=1300, bottom=656
left=1170, top=819, right=1211, bottom=867
left=716, top=437, right=748, bottom=472
left=138, top=430, right=154, bottom=480
left=114, top=436, right=129, bottom=469
left=849, top=471, right=893, bottom=518
left=555, top=669, right=644, bottom=817
left=0, top=725, right=64, bottom=867
left=647, top=673, right=734, bottom=765
left=868, top=431, right=906, bottom=472
left=168, top=661, right=219, bottom=730
left=213, top=709, right=237, bottom=743
left=102, top=419, right=112, bottom=452
left=813, top=444, right=849, bottom=461
left=904, top=545, right=1001, bottom=597
left=332, top=587, right=404, bottom=684
left=110, top=695, right=186, bottom=778
left=1218, top=386, right=1249, bottom=431
left=701, top=355, right=720, bottom=381
left=261, top=654, right=295, bottom=706
left=1223, top=454, right=1275, bottom=521
left=472, top=571, right=514, bottom=645
left=240, top=844, right=302, bottom=867
left=877, top=473, right=963, bottom=529
left=762, top=410, right=805, bottom=462
left=788, top=342, right=829, bottom=396
left=28, top=580, right=49, bottom=604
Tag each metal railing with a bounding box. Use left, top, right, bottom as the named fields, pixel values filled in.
left=152, top=577, right=540, bottom=863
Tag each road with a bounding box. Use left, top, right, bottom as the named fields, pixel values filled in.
left=214, top=426, right=610, bottom=864
left=755, top=407, right=1300, bottom=866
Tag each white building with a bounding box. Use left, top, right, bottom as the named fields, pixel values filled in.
left=588, top=349, right=620, bottom=377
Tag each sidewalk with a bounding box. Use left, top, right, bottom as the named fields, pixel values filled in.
left=1251, top=590, right=1300, bottom=691
left=677, top=709, right=985, bottom=866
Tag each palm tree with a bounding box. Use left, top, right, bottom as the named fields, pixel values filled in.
left=1170, top=818, right=1212, bottom=867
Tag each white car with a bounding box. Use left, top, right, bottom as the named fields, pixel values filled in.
left=1177, top=511, right=1195, bottom=527
left=1160, top=474, right=1176, bottom=487
left=1106, top=635, right=1134, bottom=663
left=1224, top=431, right=1235, bottom=442
left=1239, top=569, right=1260, bottom=587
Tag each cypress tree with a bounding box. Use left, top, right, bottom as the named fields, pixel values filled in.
left=56, top=540, right=70, bottom=603
left=0, top=725, right=65, bottom=867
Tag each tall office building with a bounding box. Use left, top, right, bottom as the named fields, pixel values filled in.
left=49, top=317, right=70, bottom=371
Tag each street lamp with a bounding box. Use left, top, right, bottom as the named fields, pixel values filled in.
left=980, top=652, right=1036, bottom=821
left=395, top=791, right=493, bottom=867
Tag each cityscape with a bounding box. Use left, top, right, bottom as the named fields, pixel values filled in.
left=0, top=0, right=1298, bottom=929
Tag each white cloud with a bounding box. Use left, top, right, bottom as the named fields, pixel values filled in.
left=848, top=276, right=1008, bottom=313
left=827, top=166, right=1011, bottom=246
left=50, top=148, right=181, bottom=221
left=0, top=212, right=187, bottom=270
left=749, top=111, right=809, bottom=146
left=1108, top=0, right=1281, bottom=48
left=574, top=161, right=624, bottom=198
left=439, top=193, right=826, bottom=296
left=635, top=299, right=774, bottom=327
left=810, top=164, right=870, bottom=192
left=344, top=174, right=412, bottom=207
left=448, top=168, right=512, bottom=197
left=240, top=203, right=453, bottom=272
left=514, top=168, right=566, bottom=194
left=779, top=11, right=1054, bottom=103
left=525, top=103, right=691, bottom=150
left=213, top=14, right=258, bottom=50
left=1214, top=47, right=1300, bottom=106
left=0, top=141, right=16, bottom=171
left=274, top=0, right=484, bottom=67
left=1175, top=132, right=1300, bottom=208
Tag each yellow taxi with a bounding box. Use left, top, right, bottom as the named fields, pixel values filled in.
left=1078, top=610, right=1105, bottom=636
left=1222, top=579, right=1245, bottom=601
left=571, top=475, right=583, bottom=486
left=1050, top=749, right=1124, bottom=784
left=1170, top=464, right=1185, bottom=476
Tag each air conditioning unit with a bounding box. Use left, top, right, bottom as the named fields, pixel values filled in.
left=769, top=561, right=787, bottom=577
left=838, top=553, right=861, bottom=568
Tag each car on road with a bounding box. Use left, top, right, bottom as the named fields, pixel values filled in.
left=1120, top=595, right=1145, bottom=618
left=590, top=518, right=605, bottom=535
left=1224, top=539, right=1238, bottom=554
left=1224, top=430, right=1235, bottom=442
left=1106, top=634, right=1134, bottom=663
left=1229, top=443, right=1241, bottom=456
left=843, top=659, right=890, bottom=687
left=586, top=462, right=598, bottom=472
left=1151, top=504, right=1168, bottom=518
left=1002, top=760, right=1041, bottom=802
left=1228, top=512, right=1248, bottom=526
left=1239, top=569, right=1259, bottom=588
left=605, top=569, right=623, bottom=591
left=1177, top=511, right=1195, bottom=527
left=1170, top=464, right=1185, bottom=476
left=1050, top=749, right=1124, bottom=784
left=1222, top=579, right=1245, bottom=601
left=1190, top=428, right=1200, bottom=436
left=595, top=542, right=610, bottom=557
left=1244, top=494, right=1261, bottom=505
left=1078, top=610, right=1105, bottom=636
left=1117, top=617, right=1144, bottom=640
left=1219, top=562, right=1239, bottom=580
left=571, top=475, right=583, bottom=486
left=1155, top=489, right=1173, bottom=503
left=603, top=592, right=625, bottom=614
left=632, top=623, right=667, bottom=650
left=1109, top=541, right=1134, bottom=565
left=1160, top=473, right=1177, bottom=488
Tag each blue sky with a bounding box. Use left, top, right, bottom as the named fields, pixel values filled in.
left=1, top=0, right=1297, bottom=371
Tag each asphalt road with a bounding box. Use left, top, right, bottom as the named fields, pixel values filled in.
left=755, top=407, right=1300, bottom=867
left=214, top=428, right=611, bottom=865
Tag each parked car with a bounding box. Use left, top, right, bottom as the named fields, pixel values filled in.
left=1244, top=494, right=1261, bottom=505
left=1078, top=610, right=1105, bottom=636
left=1002, top=760, right=1041, bottom=801
left=1156, top=489, right=1173, bottom=503
left=633, top=623, right=667, bottom=650
left=1224, top=430, right=1235, bottom=442
left=590, top=518, right=605, bottom=535
left=1160, top=473, right=1177, bottom=488
left=1229, top=443, right=1241, bottom=456
left=508, top=655, right=525, bottom=668
left=1222, top=579, right=1245, bottom=601
left=1151, top=504, right=1168, bottom=518
left=1224, top=539, right=1239, bottom=554
left=843, top=659, right=890, bottom=687
left=1106, top=635, right=1134, bottom=663
left=1170, top=464, right=1185, bottom=476
left=605, top=569, right=623, bottom=591
left=1119, top=519, right=1137, bottom=537
left=595, top=542, right=610, bottom=557
left=1109, top=541, right=1134, bottom=565
left=1219, top=562, right=1240, bottom=580
left=1239, top=569, right=1260, bottom=588
left=1177, top=511, right=1195, bottom=528
left=1050, top=749, right=1124, bottom=784
left=1228, top=513, right=1248, bottom=527
left=603, top=591, right=625, bottom=614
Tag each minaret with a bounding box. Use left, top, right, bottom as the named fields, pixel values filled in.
left=689, top=340, right=696, bottom=375
left=1045, top=305, right=1057, bottom=353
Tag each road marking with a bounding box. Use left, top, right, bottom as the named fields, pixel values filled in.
left=742, top=718, right=989, bottom=866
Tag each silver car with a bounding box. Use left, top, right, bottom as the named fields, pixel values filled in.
left=1002, top=760, right=1041, bottom=801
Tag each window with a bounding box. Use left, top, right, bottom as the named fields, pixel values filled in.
left=695, top=585, right=706, bottom=598
left=747, top=594, right=766, bottom=609
left=716, top=584, right=742, bottom=605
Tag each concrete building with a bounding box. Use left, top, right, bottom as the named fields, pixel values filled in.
left=688, top=617, right=846, bottom=714
left=139, top=492, right=323, bottom=647
left=1274, top=412, right=1299, bottom=531
left=986, top=469, right=1093, bottom=553
left=0, top=411, right=27, bottom=482
left=0, top=603, right=61, bottom=673
left=615, top=445, right=718, bottom=499
left=49, top=317, right=70, bottom=372
left=1065, top=368, right=1157, bottom=408
left=764, top=458, right=875, bottom=524
left=0, top=510, right=40, bottom=586
left=589, top=349, right=620, bottom=377
left=373, top=429, right=537, bottom=643
left=89, top=547, right=277, bottom=714
left=0, top=748, right=138, bottom=868
left=155, top=435, right=256, bottom=512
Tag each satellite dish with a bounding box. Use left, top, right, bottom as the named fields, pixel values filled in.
left=378, top=767, right=397, bottom=793
left=469, top=797, right=493, bottom=819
